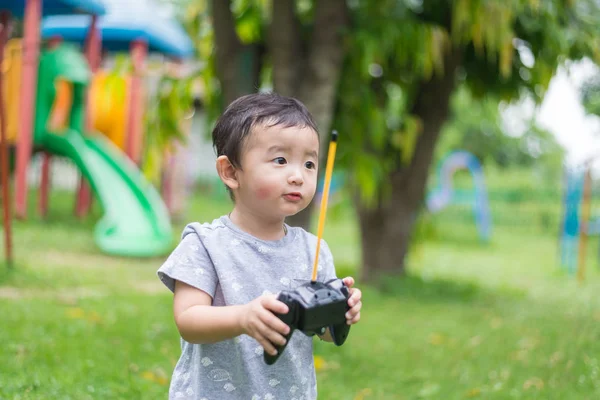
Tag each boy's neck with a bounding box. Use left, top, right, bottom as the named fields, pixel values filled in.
left=229, top=208, right=287, bottom=241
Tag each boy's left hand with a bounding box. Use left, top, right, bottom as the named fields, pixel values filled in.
left=342, top=277, right=362, bottom=325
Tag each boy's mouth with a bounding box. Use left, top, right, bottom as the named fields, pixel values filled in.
left=283, top=192, right=303, bottom=202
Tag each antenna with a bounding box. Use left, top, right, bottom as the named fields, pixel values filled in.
left=311, top=130, right=338, bottom=283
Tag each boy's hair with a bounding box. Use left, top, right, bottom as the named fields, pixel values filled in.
left=212, top=92, right=319, bottom=170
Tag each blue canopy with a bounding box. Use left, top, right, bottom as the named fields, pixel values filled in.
left=40, top=0, right=194, bottom=59
left=1, top=0, right=106, bottom=18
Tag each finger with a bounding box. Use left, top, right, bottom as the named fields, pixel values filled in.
left=262, top=297, right=289, bottom=315
left=346, top=301, right=362, bottom=319
left=342, top=276, right=355, bottom=288
left=255, top=317, right=287, bottom=346
left=259, top=309, right=291, bottom=335
left=263, top=328, right=287, bottom=348
left=255, top=332, right=278, bottom=356
left=347, top=312, right=361, bottom=325
left=348, top=288, right=362, bottom=307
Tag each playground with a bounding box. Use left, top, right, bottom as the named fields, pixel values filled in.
left=0, top=0, right=194, bottom=263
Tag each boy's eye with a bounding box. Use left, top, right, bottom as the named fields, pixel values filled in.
left=305, top=161, right=316, bottom=169
left=273, top=157, right=287, bottom=165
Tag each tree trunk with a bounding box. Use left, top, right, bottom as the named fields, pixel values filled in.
left=269, top=0, right=303, bottom=97
left=281, top=0, right=348, bottom=230
left=358, top=51, right=462, bottom=283
left=211, top=0, right=260, bottom=107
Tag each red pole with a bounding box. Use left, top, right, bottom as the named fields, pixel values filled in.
left=0, top=11, right=13, bottom=267
left=75, top=15, right=102, bottom=218
left=38, top=151, right=51, bottom=217
left=15, top=0, right=42, bottom=219
left=126, top=39, right=147, bottom=165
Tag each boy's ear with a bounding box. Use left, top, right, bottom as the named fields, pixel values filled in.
left=216, top=155, right=239, bottom=190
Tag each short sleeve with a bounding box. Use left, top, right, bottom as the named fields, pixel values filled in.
left=317, top=239, right=337, bottom=282
left=157, top=232, right=218, bottom=298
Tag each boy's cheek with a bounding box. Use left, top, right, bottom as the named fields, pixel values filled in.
left=256, top=186, right=272, bottom=200
left=254, top=180, right=277, bottom=200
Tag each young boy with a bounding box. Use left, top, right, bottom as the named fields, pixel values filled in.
left=157, top=92, right=362, bottom=399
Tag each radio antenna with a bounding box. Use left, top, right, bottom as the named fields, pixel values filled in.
left=311, top=130, right=338, bottom=283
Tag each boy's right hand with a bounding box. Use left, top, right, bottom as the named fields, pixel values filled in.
left=239, top=294, right=291, bottom=356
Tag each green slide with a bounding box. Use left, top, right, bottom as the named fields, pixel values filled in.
left=43, top=131, right=173, bottom=257
left=33, top=43, right=174, bottom=257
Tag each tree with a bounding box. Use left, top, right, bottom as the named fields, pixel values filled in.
left=334, top=0, right=600, bottom=281
left=174, top=0, right=599, bottom=282
left=581, top=73, right=600, bottom=118
left=175, top=0, right=348, bottom=229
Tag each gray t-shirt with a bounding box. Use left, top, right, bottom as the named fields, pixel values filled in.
left=157, top=215, right=337, bottom=400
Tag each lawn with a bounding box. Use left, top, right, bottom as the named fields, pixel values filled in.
left=1, top=186, right=600, bottom=400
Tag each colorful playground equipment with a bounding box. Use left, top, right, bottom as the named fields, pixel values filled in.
left=40, top=0, right=194, bottom=218
left=426, top=150, right=493, bottom=242
left=559, top=162, right=597, bottom=282
left=24, top=43, right=173, bottom=256
left=1, top=0, right=194, bottom=263
left=1, top=0, right=107, bottom=266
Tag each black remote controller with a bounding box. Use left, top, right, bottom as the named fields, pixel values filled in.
left=264, top=278, right=351, bottom=365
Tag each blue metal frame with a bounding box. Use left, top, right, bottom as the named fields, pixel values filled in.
left=0, top=0, right=106, bottom=17
left=41, top=4, right=193, bottom=59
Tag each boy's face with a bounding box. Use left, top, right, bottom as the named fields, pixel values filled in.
left=234, top=123, right=319, bottom=219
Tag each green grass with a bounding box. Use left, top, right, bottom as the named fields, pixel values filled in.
left=2, top=186, right=600, bottom=399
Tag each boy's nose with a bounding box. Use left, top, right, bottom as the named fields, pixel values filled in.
left=288, top=168, right=304, bottom=185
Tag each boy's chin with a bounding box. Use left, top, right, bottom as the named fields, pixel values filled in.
left=282, top=206, right=308, bottom=218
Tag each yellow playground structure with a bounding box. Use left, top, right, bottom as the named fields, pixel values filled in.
left=2, top=39, right=21, bottom=144
left=88, top=71, right=129, bottom=150
left=2, top=39, right=131, bottom=150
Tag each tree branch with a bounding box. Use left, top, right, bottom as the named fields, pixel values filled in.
left=269, top=0, right=303, bottom=96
